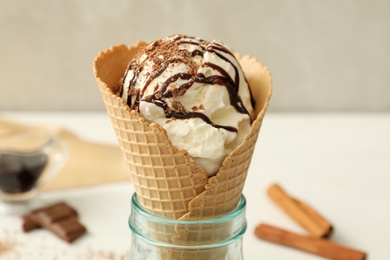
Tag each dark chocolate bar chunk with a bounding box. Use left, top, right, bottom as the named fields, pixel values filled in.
left=22, top=202, right=78, bottom=232
left=22, top=215, right=40, bottom=232
left=22, top=202, right=86, bottom=243
left=50, top=217, right=87, bottom=243
left=34, top=202, right=78, bottom=224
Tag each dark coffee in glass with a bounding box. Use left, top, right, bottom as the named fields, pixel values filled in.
left=0, top=130, right=67, bottom=213
left=0, top=152, right=48, bottom=194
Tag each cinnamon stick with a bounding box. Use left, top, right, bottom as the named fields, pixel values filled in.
left=293, top=198, right=333, bottom=238
left=255, top=223, right=367, bottom=260
left=267, top=183, right=332, bottom=237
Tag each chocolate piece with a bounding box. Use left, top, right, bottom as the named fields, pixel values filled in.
left=22, top=202, right=86, bottom=243
left=33, top=202, right=78, bottom=224
left=22, top=202, right=78, bottom=232
left=50, top=217, right=87, bottom=243
left=22, top=215, right=40, bottom=232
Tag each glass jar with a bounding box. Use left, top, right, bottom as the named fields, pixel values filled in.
left=128, top=193, right=247, bottom=260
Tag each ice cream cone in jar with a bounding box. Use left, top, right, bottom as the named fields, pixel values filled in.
left=94, top=35, right=272, bottom=259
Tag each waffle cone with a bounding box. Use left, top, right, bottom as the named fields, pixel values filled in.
left=93, top=43, right=272, bottom=221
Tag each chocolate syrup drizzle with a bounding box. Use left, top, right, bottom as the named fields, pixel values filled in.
left=122, top=35, right=254, bottom=133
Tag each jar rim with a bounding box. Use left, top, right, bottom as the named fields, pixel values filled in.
left=131, top=193, right=246, bottom=225
left=128, top=193, right=247, bottom=249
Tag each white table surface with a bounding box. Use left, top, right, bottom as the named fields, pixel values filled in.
left=1, top=112, right=389, bottom=259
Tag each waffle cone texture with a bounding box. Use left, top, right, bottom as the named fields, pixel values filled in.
left=94, top=42, right=272, bottom=220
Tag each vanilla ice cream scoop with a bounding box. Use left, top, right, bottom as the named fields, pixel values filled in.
left=119, top=35, right=255, bottom=176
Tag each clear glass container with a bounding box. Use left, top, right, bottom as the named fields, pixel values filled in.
left=128, top=193, right=247, bottom=260
left=0, top=130, right=67, bottom=214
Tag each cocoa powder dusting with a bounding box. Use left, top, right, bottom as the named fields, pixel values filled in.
left=83, top=247, right=129, bottom=260
left=0, top=224, right=128, bottom=259
left=0, top=228, right=19, bottom=256
left=0, top=238, right=16, bottom=254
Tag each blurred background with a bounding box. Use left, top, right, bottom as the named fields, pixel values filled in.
left=0, top=0, right=389, bottom=112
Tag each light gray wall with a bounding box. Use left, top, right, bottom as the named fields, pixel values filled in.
left=1, top=0, right=389, bottom=112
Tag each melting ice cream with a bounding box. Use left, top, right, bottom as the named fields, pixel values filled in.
left=119, top=35, right=255, bottom=176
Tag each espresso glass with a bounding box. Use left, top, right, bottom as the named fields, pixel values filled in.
left=0, top=130, right=67, bottom=214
